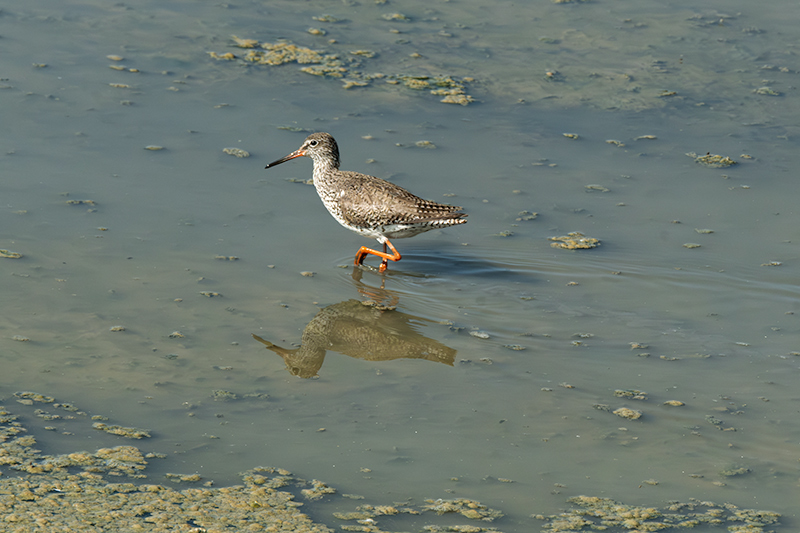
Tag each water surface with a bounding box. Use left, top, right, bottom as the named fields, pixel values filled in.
left=1, top=0, right=799, bottom=530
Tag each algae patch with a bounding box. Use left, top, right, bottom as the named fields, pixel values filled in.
left=0, top=466, right=333, bottom=533
left=0, top=399, right=333, bottom=532
left=686, top=152, right=737, bottom=168
left=421, top=498, right=504, bottom=521
left=549, top=232, right=601, bottom=249
left=91, top=422, right=151, bottom=439
left=0, top=249, right=23, bottom=259
left=533, top=496, right=780, bottom=533
left=613, top=407, right=643, bottom=420
left=0, top=394, right=785, bottom=533
left=210, top=36, right=475, bottom=105
left=222, top=147, right=250, bottom=158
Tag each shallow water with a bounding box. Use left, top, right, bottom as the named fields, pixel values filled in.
left=1, top=0, right=799, bottom=530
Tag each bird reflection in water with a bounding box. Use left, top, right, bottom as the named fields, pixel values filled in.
left=252, top=268, right=456, bottom=378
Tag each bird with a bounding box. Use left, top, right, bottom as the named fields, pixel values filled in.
left=265, top=132, right=467, bottom=272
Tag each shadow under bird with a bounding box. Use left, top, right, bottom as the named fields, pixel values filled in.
left=265, top=132, right=467, bottom=272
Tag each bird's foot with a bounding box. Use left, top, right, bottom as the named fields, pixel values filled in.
left=354, top=240, right=402, bottom=272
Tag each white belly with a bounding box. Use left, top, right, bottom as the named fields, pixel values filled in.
left=332, top=216, right=431, bottom=243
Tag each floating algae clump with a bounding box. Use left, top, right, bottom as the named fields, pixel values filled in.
left=686, top=152, right=737, bottom=168
left=209, top=36, right=475, bottom=104
left=14, top=392, right=55, bottom=403
left=753, top=86, right=780, bottom=96
left=0, top=249, right=23, bottom=259
left=334, top=497, right=503, bottom=531
left=92, top=422, right=151, bottom=439
left=223, top=147, right=250, bottom=158
left=65, top=199, right=97, bottom=206
left=613, top=407, right=643, bottom=420
left=614, top=389, right=647, bottom=400
left=421, top=498, right=504, bottom=521
left=534, top=496, right=780, bottom=533
left=0, top=402, right=334, bottom=532
left=243, top=41, right=331, bottom=66
left=719, top=464, right=752, bottom=477
left=0, top=467, right=334, bottom=532
left=403, top=76, right=432, bottom=90
left=231, top=35, right=260, bottom=48
left=302, top=479, right=337, bottom=500
left=549, top=232, right=600, bottom=249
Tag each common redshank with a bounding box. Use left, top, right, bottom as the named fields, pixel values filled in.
left=265, top=132, right=467, bottom=272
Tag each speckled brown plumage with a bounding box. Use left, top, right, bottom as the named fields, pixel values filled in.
left=265, top=132, right=467, bottom=271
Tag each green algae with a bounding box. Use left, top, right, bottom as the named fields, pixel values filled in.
left=614, top=389, right=648, bottom=400
left=533, top=496, right=780, bottom=533
left=0, top=401, right=332, bottom=532
left=613, top=407, right=643, bottom=420
left=0, top=468, right=333, bottom=532
left=0, top=397, right=785, bottom=533
left=421, top=498, right=504, bottom=521
left=15, top=392, right=55, bottom=404
left=719, top=465, right=752, bottom=477
left=0, top=249, right=23, bottom=259
left=0, top=399, right=333, bottom=531
left=686, top=152, right=738, bottom=168
left=549, top=232, right=601, bottom=250
left=222, top=147, right=250, bottom=158
left=301, top=479, right=337, bottom=500
left=209, top=37, right=475, bottom=105
left=92, top=423, right=151, bottom=439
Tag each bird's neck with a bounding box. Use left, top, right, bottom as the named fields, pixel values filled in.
left=311, top=157, right=340, bottom=183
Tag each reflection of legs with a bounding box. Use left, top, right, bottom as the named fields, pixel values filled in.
left=351, top=264, right=399, bottom=307
left=354, top=239, right=402, bottom=272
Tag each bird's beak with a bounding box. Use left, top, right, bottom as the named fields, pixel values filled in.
left=265, top=150, right=306, bottom=169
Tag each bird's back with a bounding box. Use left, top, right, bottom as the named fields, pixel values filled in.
left=315, top=169, right=467, bottom=234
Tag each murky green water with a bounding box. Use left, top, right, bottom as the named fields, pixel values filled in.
left=1, top=0, right=799, bottom=531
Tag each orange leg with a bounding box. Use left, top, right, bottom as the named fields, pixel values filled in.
left=354, top=239, right=402, bottom=272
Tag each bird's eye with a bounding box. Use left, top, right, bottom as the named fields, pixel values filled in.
left=309, top=140, right=318, bottom=147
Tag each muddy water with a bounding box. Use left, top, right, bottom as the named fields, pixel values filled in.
left=1, top=0, right=799, bottom=530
